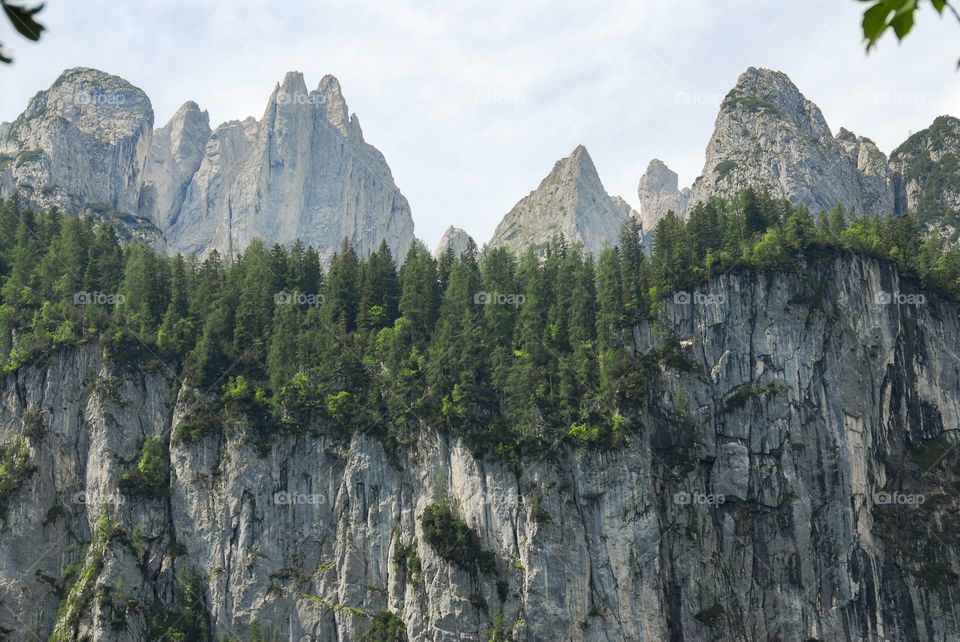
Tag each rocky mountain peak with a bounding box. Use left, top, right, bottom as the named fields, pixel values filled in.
left=489, top=145, right=636, bottom=254
left=637, top=158, right=689, bottom=232
left=0, top=67, right=154, bottom=215
left=889, top=115, right=960, bottom=230
left=432, top=225, right=475, bottom=259
left=168, top=71, right=415, bottom=261
left=138, top=101, right=212, bottom=232
left=684, top=66, right=895, bottom=217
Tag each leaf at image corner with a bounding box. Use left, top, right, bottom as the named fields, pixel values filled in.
left=2, top=1, right=45, bottom=41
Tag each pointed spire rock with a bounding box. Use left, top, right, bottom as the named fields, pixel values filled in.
left=139, top=101, right=212, bottom=231
left=433, top=226, right=475, bottom=259
left=686, top=66, right=895, bottom=216
left=638, top=159, right=690, bottom=230
left=168, top=72, right=415, bottom=262
left=489, top=145, right=636, bottom=254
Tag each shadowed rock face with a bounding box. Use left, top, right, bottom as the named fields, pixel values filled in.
left=2, top=255, right=959, bottom=642
left=138, top=101, right=211, bottom=233
left=167, top=72, right=416, bottom=262
left=489, top=145, right=638, bottom=255
left=889, top=115, right=960, bottom=235
left=0, top=67, right=154, bottom=215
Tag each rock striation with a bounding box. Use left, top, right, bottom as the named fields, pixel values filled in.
left=137, top=101, right=211, bottom=233
left=1, top=255, right=959, bottom=641
left=489, top=145, right=638, bottom=255
left=167, top=72, right=416, bottom=261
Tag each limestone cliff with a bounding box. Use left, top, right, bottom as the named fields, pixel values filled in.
left=2, top=255, right=959, bottom=641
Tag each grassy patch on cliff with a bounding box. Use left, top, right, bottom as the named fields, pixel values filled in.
left=0, top=437, right=36, bottom=515
left=420, top=502, right=497, bottom=578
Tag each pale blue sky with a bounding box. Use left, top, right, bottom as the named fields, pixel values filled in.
left=1, top=0, right=957, bottom=248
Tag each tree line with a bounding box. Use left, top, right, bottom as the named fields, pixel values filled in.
left=0, top=189, right=958, bottom=457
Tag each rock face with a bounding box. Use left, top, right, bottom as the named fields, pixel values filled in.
left=0, top=67, right=154, bottom=215
left=683, top=67, right=897, bottom=217
left=489, top=145, right=637, bottom=254
left=1, top=68, right=416, bottom=262
left=637, top=158, right=689, bottom=231
left=167, top=72, right=416, bottom=261
left=432, top=225, right=475, bottom=258
left=137, top=101, right=211, bottom=232
left=3, top=255, right=960, bottom=641
left=889, top=115, right=960, bottom=233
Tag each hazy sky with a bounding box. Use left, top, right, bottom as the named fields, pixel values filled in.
left=1, top=0, right=958, bottom=249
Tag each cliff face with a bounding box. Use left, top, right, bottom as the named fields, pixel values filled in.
left=0, top=68, right=154, bottom=216
left=889, top=115, right=960, bottom=235
left=2, top=255, right=959, bottom=642
left=0, top=69, right=416, bottom=262
left=167, top=73, right=416, bottom=262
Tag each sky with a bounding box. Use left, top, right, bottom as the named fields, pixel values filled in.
left=1, top=0, right=958, bottom=249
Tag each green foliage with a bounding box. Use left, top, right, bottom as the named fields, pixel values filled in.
left=118, top=435, right=168, bottom=498
left=358, top=610, right=408, bottom=642
left=420, top=502, right=497, bottom=577
left=859, top=0, right=959, bottom=68
left=0, top=437, right=35, bottom=514
left=1, top=193, right=959, bottom=464
left=0, top=0, right=45, bottom=64
left=146, top=567, right=212, bottom=641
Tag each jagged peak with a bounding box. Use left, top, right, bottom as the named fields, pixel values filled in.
left=279, top=71, right=308, bottom=95
left=639, top=158, right=680, bottom=193
left=433, top=226, right=475, bottom=259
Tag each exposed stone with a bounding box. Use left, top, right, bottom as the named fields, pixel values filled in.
left=489, top=145, right=637, bottom=255
left=0, top=67, right=154, bottom=215
left=637, top=158, right=689, bottom=231
left=432, top=225, right=475, bottom=259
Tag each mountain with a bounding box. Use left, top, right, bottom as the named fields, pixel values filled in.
left=167, top=72, right=416, bottom=261
left=637, top=158, right=689, bottom=231
left=137, top=101, right=211, bottom=233
left=889, top=115, right=960, bottom=236
left=1, top=69, right=416, bottom=262
left=488, top=145, right=638, bottom=254
left=432, top=225, right=474, bottom=258
left=0, top=68, right=154, bottom=216
left=2, top=255, right=959, bottom=641
left=685, top=67, right=896, bottom=218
